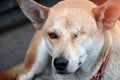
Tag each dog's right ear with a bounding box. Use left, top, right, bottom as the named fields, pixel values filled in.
left=18, top=0, right=49, bottom=29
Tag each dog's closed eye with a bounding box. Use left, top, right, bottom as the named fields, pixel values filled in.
left=72, top=34, right=78, bottom=38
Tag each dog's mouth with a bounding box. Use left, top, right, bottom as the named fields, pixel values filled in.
left=56, top=70, right=71, bottom=74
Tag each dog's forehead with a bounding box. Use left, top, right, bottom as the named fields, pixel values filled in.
left=45, top=0, right=97, bottom=33
left=49, top=1, right=96, bottom=25
left=53, top=20, right=81, bottom=33
left=47, top=10, right=97, bottom=33
left=50, top=0, right=97, bottom=13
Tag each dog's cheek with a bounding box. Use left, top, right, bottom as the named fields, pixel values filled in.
left=79, top=53, right=87, bottom=65
left=76, top=47, right=88, bottom=64
left=67, top=49, right=87, bottom=73
left=44, top=37, right=54, bottom=56
left=68, top=58, right=80, bottom=71
left=67, top=61, right=79, bottom=73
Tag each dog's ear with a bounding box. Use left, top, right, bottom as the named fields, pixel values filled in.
left=18, top=0, right=49, bottom=29
left=93, top=0, right=120, bottom=31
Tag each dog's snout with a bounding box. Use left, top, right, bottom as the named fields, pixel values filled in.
left=54, top=57, right=68, bottom=71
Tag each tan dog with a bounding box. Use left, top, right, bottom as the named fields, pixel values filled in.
left=0, top=0, right=120, bottom=80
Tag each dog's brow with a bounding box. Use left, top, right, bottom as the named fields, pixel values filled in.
left=70, top=23, right=81, bottom=34
left=53, top=21, right=65, bottom=29
left=52, top=21, right=67, bottom=34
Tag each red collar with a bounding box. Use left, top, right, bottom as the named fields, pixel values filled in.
left=90, top=49, right=110, bottom=80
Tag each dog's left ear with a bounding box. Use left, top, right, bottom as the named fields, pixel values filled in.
left=18, top=0, right=49, bottom=29
left=93, top=0, right=120, bottom=31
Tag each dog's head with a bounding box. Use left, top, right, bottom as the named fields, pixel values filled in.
left=18, top=0, right=120, bottom=74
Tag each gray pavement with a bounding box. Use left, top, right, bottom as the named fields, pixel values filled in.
left=0, top=23, right=35, bottom=72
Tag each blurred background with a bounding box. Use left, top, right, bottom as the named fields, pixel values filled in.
left=0, top=0, right=60, bottom=73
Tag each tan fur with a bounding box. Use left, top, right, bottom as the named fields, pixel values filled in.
left=25, top=31, right=42, bottom=69
left=0, top=63, right=24, bottom=80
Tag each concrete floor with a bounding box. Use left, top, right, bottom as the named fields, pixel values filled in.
left=0, top=23, right=35, bottom=72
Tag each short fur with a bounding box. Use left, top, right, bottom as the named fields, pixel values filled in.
left=0, top=0, right=120, bottom=80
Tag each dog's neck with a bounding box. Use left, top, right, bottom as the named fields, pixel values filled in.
left=74, top=31, right=112, bottom=80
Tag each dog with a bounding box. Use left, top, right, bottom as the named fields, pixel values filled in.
left=0, top=0, right=120, bottom=80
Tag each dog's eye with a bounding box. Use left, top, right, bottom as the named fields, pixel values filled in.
left=48, top=32, right=58, bottom=39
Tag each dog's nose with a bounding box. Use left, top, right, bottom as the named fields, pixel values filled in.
left=54, top=57, right=68, bottom=71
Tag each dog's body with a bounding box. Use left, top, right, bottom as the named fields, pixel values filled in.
left=0, top=0, right=120, bottom=80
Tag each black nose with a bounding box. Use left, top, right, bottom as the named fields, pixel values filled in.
left=54, top=57, right=68, bottom=71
